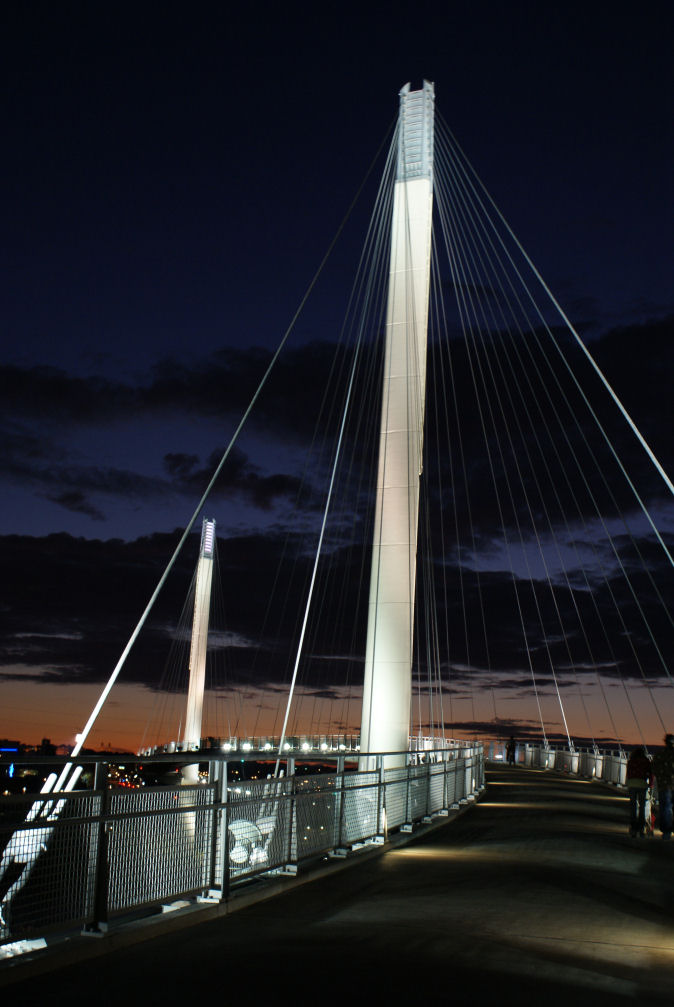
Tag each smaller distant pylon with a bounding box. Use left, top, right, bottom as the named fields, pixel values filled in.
left=182, top=518, right=216, bottom=783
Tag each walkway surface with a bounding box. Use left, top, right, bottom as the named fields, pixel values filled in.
left=3, top=765, right=674, bottom=1004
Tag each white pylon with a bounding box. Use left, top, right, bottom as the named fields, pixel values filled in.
left=182, top=517, right=216, bottom=783
left=360, top=82, right=434, bottom=767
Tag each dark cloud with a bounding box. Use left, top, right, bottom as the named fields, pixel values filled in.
left=0, top=427, right=62, bottom=463
left=45, top=490, right=105, bottom=521
left=0, top=340, right=343, bottom=441
left=0, top=426, right=309, bottom=520
left=3, top=315, right=667, bottom=464
left=0, top=423, right=170, bottom=504
left=0, top=366, right=136, bottom=425
left=292, top=686, right=345, bottom=701
left=0, top=529, right=324, bottom=694
left=3, top=317, right=672, bottom=543
left=163, top=452, right=200, bottom=480
left=163, top=446, right=306, bottom=512
left=1, top=523, right=671, bottom=703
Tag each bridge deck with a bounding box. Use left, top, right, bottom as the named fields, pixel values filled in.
left=3, top=766, right=674, bottom=1004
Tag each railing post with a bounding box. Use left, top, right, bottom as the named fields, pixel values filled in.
left=457, top=751, right=468, bottom=805
left=208, top=760, right=223, bottom=896
left=218, top=757, right=230, bottom=899
left=337, top=756, right=345, bottom=848
left=333, top=756, right=347, bottom=856
left=440, top=749, right=449, bottom=814
left=83, top=761, right=109, bottom=936
left=377, top=755, right=385, bottom=838
left=406, top=754, right=411, bottom=822
left=285, top=756, right=297, bottom=872
left=423, top=754, right=432, bottom=822
left=401, top=752, right=413, bottom=832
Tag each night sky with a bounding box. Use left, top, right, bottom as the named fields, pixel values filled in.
left=2, top=3, right=673, bottom=752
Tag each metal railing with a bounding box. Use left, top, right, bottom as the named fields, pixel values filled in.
left=487, top=741, right=627, bottom=785
left=0, top=744, right=483, bottom=949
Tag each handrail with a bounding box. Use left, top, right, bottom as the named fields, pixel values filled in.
left=0, top=745, right=485, bottom=950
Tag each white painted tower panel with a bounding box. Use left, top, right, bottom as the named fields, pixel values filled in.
left=360, top=83, right=434, bottom=764
left=182, top=518, right=215, bottom=782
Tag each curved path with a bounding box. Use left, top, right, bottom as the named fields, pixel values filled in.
left=3, top=765, right=674, bottom=1004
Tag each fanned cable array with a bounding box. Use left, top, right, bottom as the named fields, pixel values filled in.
left=256, top=112, right=673, bottom=751
left=78, top=99, right=673, bottom=757
left=413, top=115, right=674, bottom=748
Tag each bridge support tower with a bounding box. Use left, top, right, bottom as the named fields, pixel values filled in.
left=360, top=82, right=435, bottom=767
left=182, top=517, right=216, bottom=783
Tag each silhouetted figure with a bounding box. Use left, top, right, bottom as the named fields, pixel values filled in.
left=625, top=746, right=652, bottom=837
left=652, top=733, right=674, bottom=840
left=506, top=737, right=516, bottom=766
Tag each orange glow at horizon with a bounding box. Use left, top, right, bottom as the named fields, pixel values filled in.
left=0, top=667, right=668, bottom=753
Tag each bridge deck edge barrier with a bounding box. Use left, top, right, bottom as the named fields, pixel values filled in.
left=0, top=791, right=484, bottom=988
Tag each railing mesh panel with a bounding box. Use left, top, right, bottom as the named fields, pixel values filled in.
left=445, top=767, right=456, bottom=806
left=428, top=764, right=445, bottom=812
left=475, top=753, right=485, bottom=788
left=225, top=778, right=293, bottom=880
left=341, top=772, right=379, bottom=843
left=294, top=773, right=335, bottom=794
left=0, top=791, right=99, bottom=942
left=384, top=768, right=409, bottom=828
left=107, top=785, right=213, bottom=911
left=295, top=790, right=337, bottom=857
left=406, top=765, right=429, bottom=823
left=455, top=758, right=467, bottom=801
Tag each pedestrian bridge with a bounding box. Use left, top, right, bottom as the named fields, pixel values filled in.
left=4, top=753, right=674, bottom=1003
left=0, top=740, right=629, bottom=949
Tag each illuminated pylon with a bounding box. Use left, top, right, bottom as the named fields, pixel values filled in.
left=182, top=517, right=216, bottom=782
left=360, top=82, right=434, bottom=766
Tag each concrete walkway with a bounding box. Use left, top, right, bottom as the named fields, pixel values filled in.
left=3, top=765, right=674, bottom=1004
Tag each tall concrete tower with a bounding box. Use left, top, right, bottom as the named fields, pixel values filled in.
left=182, top=517, right=216, bottom=782
left=360, top=82, right=434, bottom=765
